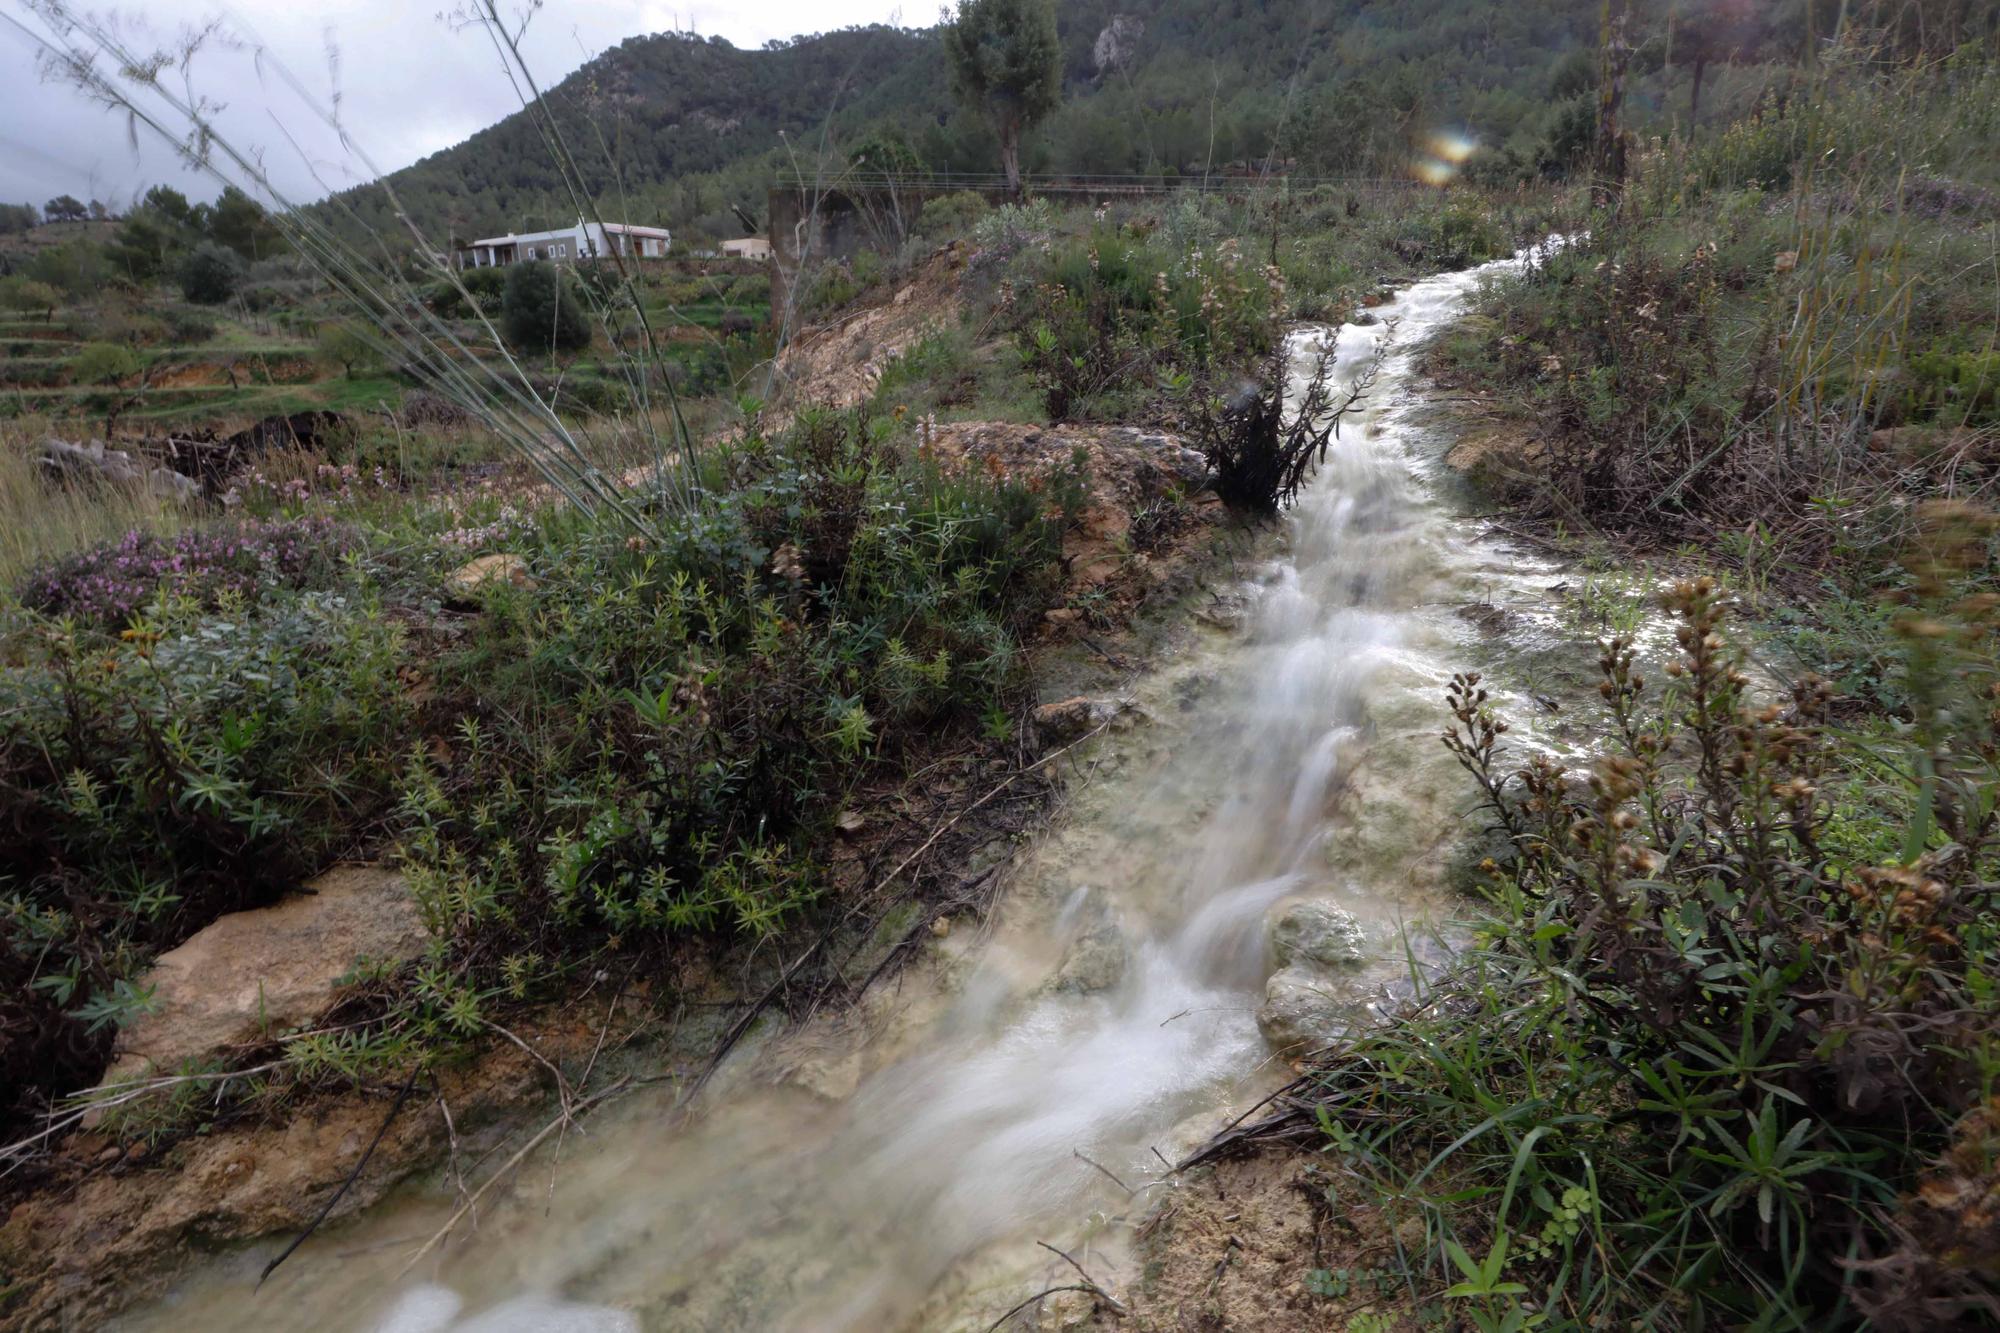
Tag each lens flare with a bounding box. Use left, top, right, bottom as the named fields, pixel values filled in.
left=1412, top=129, right=1480, bottom=185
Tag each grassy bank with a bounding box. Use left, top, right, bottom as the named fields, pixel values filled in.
left=1204, top=47, right=2000, bottom=1331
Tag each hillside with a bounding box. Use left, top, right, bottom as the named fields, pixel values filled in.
left=337, top=0, right=1617, bottom=247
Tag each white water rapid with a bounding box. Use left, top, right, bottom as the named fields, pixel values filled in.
left=123, top=245, right=1567, bottom=1333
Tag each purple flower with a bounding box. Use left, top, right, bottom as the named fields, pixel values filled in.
left=17, top=517, right=352, bottom=628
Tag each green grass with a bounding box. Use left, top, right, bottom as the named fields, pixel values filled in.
left=0, top=425, right=187, bottom=586
left=0, top=405, right=1085, bottom=1147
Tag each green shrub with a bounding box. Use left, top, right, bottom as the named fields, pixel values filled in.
left=1014, top=228, right=1281, bottom=420
left=28, top=239, right=110, bottom=299
left=316, top=321, right=384, bottom=379
left=70, top=341, right=142, bottom=385
left=428, top=265, right=507, bottom=318
left=1, top=584, right=410, bottom=1119
left=1900, top=345, right=2000, bottom=426
left=1289, top=525, right=2000, bottom=1327
left=500, top=261, right=592, bottom=353
left=161, top=308, right=218, bottom=344
left=0, top=408, right=1084, bottom=1132
left=0, top=276, right=58, bottom=319
left=1387, top=202, right=1506, bottom=269
left=179, top=242, right=246, bottom=305
left=914, top=191, right=990, bottom=240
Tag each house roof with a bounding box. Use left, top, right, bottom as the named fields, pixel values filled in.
left=463, top=221, right=670, bottom=249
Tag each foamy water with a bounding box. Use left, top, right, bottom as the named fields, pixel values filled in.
left=121, top=243, right=1571, bottom=1333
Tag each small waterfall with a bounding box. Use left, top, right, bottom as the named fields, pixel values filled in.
left=124, top=244, right=1560, bottom=1333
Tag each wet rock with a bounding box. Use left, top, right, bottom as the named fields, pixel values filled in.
left=1034, top=696, right=1118, bottom=744
left=1052, top=920, right=1127, bottom=994
left=789, top=1047, right=864, bottom=1102
left=92, top=865, right=426, bottom=1093
left=1194, top=600, right=1245, bottom=631
left=444, top=553, right=533, bottom=602
left=1258, top=965, right=1358, bottom=1053
left=1124, top=429, right=1211, bottom=491
left=1455, top=602, right=1519, bottom=637
left=1269, top=901, right=1367, bottom=971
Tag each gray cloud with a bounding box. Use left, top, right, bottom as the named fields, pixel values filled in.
left=1, top=0, right=914, bottom=211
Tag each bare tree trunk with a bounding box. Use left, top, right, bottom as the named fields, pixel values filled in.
left=1000, top=129, right=1023, bottom=198
left=1592, top=2, right=1633, bottom=210
left=1690, top=54, right=1708, bottom=130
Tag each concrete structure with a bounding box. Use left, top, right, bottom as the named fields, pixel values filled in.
left=458, top=219, right=670, bottom=268
left=720, top=236, right=772, bottom=260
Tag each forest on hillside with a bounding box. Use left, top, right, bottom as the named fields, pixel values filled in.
left=319, top=0, right=1993, bottom=249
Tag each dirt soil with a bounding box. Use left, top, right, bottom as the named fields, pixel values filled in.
left=1098, top=1153, right=1421, bottom=1333
left=768, top=241, right=971, bottom=420
left=0, top=993, right=656, bottom=1331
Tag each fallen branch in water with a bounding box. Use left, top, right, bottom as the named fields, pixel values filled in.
left=1039, top=1239, right=1129, bottom=1316
left=678, top=708, right=1128, bottom=1111
left=397, top=1074, right=632, bottom=1279
left=259, top=1064, right=422, bottom=1287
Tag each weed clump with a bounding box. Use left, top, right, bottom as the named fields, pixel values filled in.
left=16, top=517, right=350, bottom=626
left=0, top=407, right=1077, bottom=1139
left=1272, top=505, right=2000, bottom=1327
left=1191, top=341, right=1374, bottom=514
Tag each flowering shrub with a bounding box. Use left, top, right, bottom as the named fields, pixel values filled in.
left=1013, top=227, right=1283, bottom=421
left=222, top=460, right=395, bottom=512
left=15, top=518, right=351, bottom=627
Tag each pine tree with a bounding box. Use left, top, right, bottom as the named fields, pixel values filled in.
left=943, top=0, right=1062, bottom=196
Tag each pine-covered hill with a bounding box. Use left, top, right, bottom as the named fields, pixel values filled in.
left=327, top=26, right=949, bottom=250
left=335, top=0, right=1920, bottom=249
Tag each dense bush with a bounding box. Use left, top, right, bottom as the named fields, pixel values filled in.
left=427, top=264, right=508, bottom=317
left=1, top=587, right=411, bottom=1116
left=69, top=341, right=142, bottom=387
left=178, top=242, right=246, bottom=305
left=501, top=260, right=593, bottom=353
left=1013, top=228, right=1282, bottom=420
left=0, top=276, right=59, bottom=319
left=1288, top=513, right=2000, bottom=1327
left=161, top=307, right=217, bottom=344
left=0, top=409, right=1082, bottom=1130
left=16, top=518, right=351, bottom=627
left=914, top=190, right=989, bottom=239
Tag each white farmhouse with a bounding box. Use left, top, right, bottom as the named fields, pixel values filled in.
left=458, top=220, right=670, bottom=268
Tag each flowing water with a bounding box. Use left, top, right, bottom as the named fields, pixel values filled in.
left=125, top=246, right=1576, bottom=1333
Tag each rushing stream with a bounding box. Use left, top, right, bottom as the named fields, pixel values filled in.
left=123, top=246, right=1570, bottom=1333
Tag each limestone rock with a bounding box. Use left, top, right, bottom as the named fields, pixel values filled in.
left=1052, top=920, right=1127, bottom=995
left=1034, top=696, right=1117, bottom=744
left=1258, top=965, right=1358, bottom=1053
left=1091, top=15, right=1144, bottom=77
left=444, top=552, right=533, bottom=601
left=38, top=438, right=201, bottom=504
left=94, top=865, right=426, bottom=1091
left=1269, top=900, right=1367, bottom=971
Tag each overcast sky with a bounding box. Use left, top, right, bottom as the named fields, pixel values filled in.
left=1, top=1, right=916, bottom=210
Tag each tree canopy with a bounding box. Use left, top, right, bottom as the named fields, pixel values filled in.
left=944, top=0, right=1063, bottom=193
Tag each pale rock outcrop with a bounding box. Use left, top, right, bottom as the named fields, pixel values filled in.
left=93, top=865, right=427, bottom=1093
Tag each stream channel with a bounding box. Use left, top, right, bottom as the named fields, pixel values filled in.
left=123, top=244, right=1576, bottom=1333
